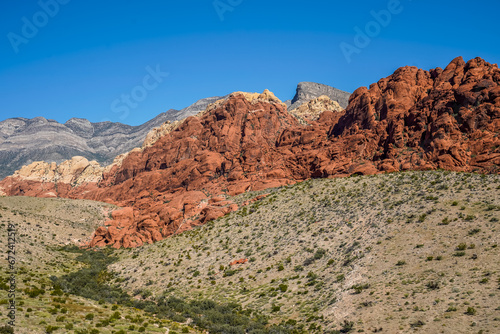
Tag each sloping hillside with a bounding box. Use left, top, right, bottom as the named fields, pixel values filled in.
left=106, top=171, right=500, bottom=333
left=1, top=171, right=499, bottom=333
left=0, top=197, right=202, bottom=334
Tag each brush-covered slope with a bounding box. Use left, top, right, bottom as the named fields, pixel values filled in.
left=0, top=57, right=499, bottom=249
left=108, top=171, right=500, bottom=333
left=0, top=197, right=202, bottom=334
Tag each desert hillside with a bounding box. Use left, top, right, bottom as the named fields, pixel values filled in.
left=1, top=170, right=499, bottom=333
left=107, top=170, right=499, bottom=333
left=0, top=197, right=203, bottom=334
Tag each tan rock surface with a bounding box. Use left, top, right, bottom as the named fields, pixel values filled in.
left=289, top=95, right=344, bottom=123
left=142, top=120, right=182, bottom=148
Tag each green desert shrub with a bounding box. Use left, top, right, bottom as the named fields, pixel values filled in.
left=0, top=326, right=14, bottom=334
left=465, top=307, right=477, bottom=315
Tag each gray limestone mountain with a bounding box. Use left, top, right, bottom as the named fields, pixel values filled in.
left=0, top=95, right=224, bottom=180
left=286, top=81, right=351, bottom=110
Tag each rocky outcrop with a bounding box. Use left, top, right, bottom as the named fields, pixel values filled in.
left=142, top=120, right=182, bottom=148
left=323, top=56, right=500, bottom=174
left=140, top=91, right=280, bottom=148
left=1, top=57, right=499, bottom=249
left=276, top=57, right=499, bottom=178
left=14, top=156, right=103, bottom=185
left=0, top=149, right=136, bottom=199
left=288, top=82, right=351, bottom=110
left=0, top=157, right=102, bottom=198
left=289, top=95, right=344, bottom=123
left=0, top=84, right=345, bottom=180
left=205, top=89, right=287, bottom=112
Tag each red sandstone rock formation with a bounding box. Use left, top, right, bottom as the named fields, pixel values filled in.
left=277, top=56, right=500, bottom=177
left=1, top=57, right=499, bottom=248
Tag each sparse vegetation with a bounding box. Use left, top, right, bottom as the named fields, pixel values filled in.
left=1, top=171, right=499, bottom=333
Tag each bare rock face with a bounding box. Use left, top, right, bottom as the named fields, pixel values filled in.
left=142, top=120, right=182, bottom=148
left=326, top=56, right=500, bottom=173
left=289, top=95, right=344, bottom=123
left=288, top=82, right=351, bottom=110
left=0, top=151, right=135, bottom=199
left=0, top=157, right=103, bottom=198
left=143, top=90, right=284, bottom=148
left=1, top=57, right=499, bottom=248
left=230, top=259, right=248, bottom=266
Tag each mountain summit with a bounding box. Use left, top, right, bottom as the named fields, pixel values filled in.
left=286, top=81, right=351, bottom=110
left=0, top=82, right=348, bottom=180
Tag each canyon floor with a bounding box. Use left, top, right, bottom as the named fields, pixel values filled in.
left=1, top=170, right=499, bottom=333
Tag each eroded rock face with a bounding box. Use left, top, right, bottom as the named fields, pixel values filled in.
left=289, top=95, right=344, bottom=123
left=1, top=57, right=499, bottom=248
left=0, top=157, right=102, bottom=198
left=288, top=82, right=351, bottom=110
left=325, top=56, right=500, bottom=174
left=85, top=92, right=297, bottom=248
left=142, top=120, right=182, bottom=148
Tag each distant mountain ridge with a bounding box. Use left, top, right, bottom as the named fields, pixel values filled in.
left=0, top=95, right=225, bottom=179
left=0, top=83, right=349, bottom=180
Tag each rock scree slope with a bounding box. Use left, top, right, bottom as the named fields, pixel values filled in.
left=1, top=56, right=499, bottom=248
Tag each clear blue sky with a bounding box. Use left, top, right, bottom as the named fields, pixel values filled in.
left=1, top=0, right=499, bottom=125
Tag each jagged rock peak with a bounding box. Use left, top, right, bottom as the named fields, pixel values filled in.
left=289, top=82, right=351, bottom=110
left=206, top=89, right=287, bottom=113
